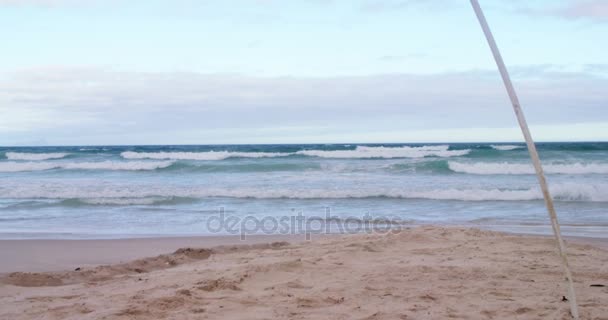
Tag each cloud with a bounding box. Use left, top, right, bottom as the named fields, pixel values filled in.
left=556, top=0, right=608, bottom=21
left=584, top=64, right=608, bottom=73
left=516, top=0, right=608, bottom=22
left=360, top=0, right=418, bottom=12
left=0, top=65, right=606, bottom=145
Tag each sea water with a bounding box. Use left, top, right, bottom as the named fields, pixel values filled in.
left=0, top=143, right=607, bottom=239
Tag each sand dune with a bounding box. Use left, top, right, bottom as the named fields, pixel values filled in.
left=1, top=227, right=607, bottom=319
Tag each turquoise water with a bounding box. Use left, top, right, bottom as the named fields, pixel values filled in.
left=0, top=143, right=607, bottom=239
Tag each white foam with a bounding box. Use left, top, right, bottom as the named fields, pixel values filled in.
left=490, top=145, right=523, bottom=151
left=296, top=145, right=470, bottom=159
left=448, top=161, right=608, bottom=175
left=3, top=182, right=606, bottom=202
left=121, top=151, right=291, bottom=161
left=0, top=161, right=174, bottom=172
left=121, top=146, right=470, bottom=161
left=5, top=152, right=69, bottom=161
left=0, top=162, right=58, bottom=172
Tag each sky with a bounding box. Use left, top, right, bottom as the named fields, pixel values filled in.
left=0, top=0, right=607, bottom=145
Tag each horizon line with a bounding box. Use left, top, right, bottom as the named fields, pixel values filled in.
left=1, top=140, right=607, bottom=148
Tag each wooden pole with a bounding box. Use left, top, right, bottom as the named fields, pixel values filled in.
left=468, top=1, right=580, bottom=318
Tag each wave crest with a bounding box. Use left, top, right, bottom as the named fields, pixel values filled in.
left=5, top=152, right=69, bottom=161
left=0, top=161, right=174, bottom=172
left=121, top=151, right=290, bottom=161
left=490, top=145, right=523, bottom=151
left=296, top=145, right=470, bottom=159
left=3, top=183, right=606, bottom=202
left=121, top=146, right=470, bottom=160
left=448, top=161, right=608, bottom=175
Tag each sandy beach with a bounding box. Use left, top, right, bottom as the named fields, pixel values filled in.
left=0, top=226, right=607, bottom=319
left=0, top=234, right=319, bottom=274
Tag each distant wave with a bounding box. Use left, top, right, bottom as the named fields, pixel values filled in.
left=121, top=151, right=291, bottom=161
left=490, top=145, right=523, bottom=151
left=5, top=152, right=69, bottom=161
left=165, top=162, right=321, bottom=173
left=121, top=146, right=470, bottom=161
left=0, top=161, right=174, bottom=172
left=3, top=183, right=606, bottom=202
left=448, top=161, right=608, bottom=175
left=296, top=145, right=470, bottom=159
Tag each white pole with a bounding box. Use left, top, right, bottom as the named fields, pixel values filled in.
left=468, top=1, right=580, bottom=319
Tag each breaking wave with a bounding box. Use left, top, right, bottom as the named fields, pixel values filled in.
left=0, top=161, right=174, bottom=172
left=295, top=145, right=470, bottom=159
left=2, top=183, right=606, bottom=202
left=490, top=145, right=523, bottom=151
left=5, top=152, right=69, bottom=161
left=121, top=146, right=470, bottom=160
left=121, top=151, right=291, bottom=161
left=448, top=161, right=608, bottom=175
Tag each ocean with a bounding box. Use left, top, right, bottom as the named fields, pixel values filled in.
left=0, top=143, right=607, bottom=239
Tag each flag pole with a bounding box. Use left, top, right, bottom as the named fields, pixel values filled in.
left=468, top=1, right=579, bottom=318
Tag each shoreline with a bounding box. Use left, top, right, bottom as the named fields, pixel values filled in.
left=0, top=233, right=328, bottom=274
left=1, top=227, right=607, bottom=274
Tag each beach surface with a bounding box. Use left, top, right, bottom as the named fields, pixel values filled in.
left=1, top=226, right=607, bottom=319
left=0, top=234, right=316, bottom=274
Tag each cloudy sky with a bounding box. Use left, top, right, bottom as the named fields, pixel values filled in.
left=1, top=0, right=607, bottom=145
